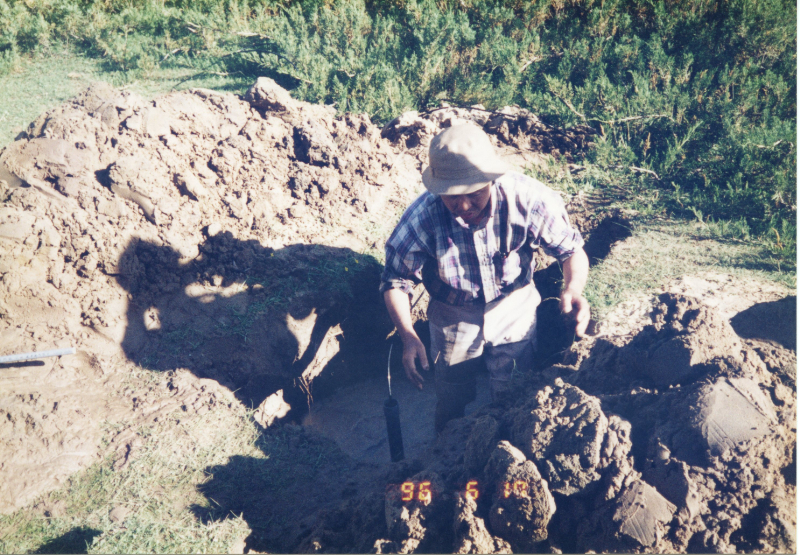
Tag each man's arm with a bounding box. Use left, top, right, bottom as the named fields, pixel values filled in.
left=384, top=289, right=429, bottom=389
left=560, top=247, right=591, bottom=337
left=380, top=192, right=436, bottom=388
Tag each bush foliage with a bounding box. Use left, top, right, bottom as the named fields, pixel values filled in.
left=1, top=0, right=796, bottom=260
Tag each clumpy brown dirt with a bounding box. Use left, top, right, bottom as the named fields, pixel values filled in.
left=0, top=78, right=795, bottom=553
left=294, top=293, right=795, bottom=554
left=0, top=76, right=431, bottom=513
left=0, top=77, right=596, bottom=515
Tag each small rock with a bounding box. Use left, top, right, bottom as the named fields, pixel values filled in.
left=484, top=441, right=556, bottom=550
left=176, top=172, right=208, bottom=200
left=484, top=441, right=526, bottom=481
left=143, top=306, right=161, bottom=331
left=453, top=493, right=512, bottom=554
left=245, top=77, right=298, bottom=113
left=577, top=476, right=677, bottom=552
left=109, top=505, right=131, bottom=523
left=287, top=204, right=308, bottom=219
left=97, top=198, right=128, bottom=219
left=227, top=535, right=247, bottom=554
left=253, top=389, right=291, bottom=429
left=293, top=120, right=338, bottom=167
left=613, top=480, right=676, bottom=547
left=692, top=377, right=775, bottom=457
left=643, top=460, right=701, bottom=518
left=0, top=208, right=36, bottom=241
left=773, top=382, right=791, bottom=405
left=511, top=384, right=625, bottom=495
left=207, top=223, right=221, bottom=237
left=289, top=170, right=314, bottom=195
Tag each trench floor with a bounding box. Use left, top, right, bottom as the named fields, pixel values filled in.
left=303, top=369, right=492, bottom=465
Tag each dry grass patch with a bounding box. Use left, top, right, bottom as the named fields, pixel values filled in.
left=0, top=371, right=259, bottom=554
left=585, top=218, right=795, bottom=322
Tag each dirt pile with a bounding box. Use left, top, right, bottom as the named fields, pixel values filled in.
left=382, top=105, right=596, bottom=164
left=0, top=76, right=794, bottom=554
left=294, top=293, right=795, bottom=554
left=0, top=76, right=429, bottom=513
left=0, top=77, right=602, bottom=516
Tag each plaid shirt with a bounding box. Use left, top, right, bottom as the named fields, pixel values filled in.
left=380, top=172, right=584, bottom=306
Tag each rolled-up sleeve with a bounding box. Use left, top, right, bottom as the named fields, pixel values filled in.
left=529, top=187, right=584, bottom=262
left=380, top=195, right=434, bottom=295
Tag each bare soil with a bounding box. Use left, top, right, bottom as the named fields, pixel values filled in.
left=0, top=78, right=794, bottom=553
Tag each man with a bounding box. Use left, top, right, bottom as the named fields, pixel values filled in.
left=380, top=124, right=590, bottom=433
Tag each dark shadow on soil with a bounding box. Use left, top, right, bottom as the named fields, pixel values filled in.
left=33, top=527, right=101, bottom=554
left=115, top=233, right=392, bottom=414
left=730, top=296, right=796, bottom=350
left=729, top=496, right=773, bottom=552
left=115, top=214, right=630, bottom=417
left=534, top=215, right=632, bottom=365
left=583, top=216, right=633, bottom=266
left=116, top=234, right=402, bottom=549
left=782, top=445, right=796, bottom=486
left=142, top=214, right=632, bottom=553
left=190, top=424, right=387, bottom=553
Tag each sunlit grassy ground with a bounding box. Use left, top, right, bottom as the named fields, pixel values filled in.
left=530, top=157, right=796, bottom=293
left=585, top=219, right=795, bottom=320
left=0, top=51, right=101, bottom=146
left=0, top=369, right=257, bottom=554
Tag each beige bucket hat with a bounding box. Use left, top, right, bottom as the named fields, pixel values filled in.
left=421, top=123, right=511, bottom=195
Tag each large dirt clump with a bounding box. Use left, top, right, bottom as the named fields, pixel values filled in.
left=0, top=77, right=429, bottom=513
left=301, top=293, right=795, bottom=554
left=0, top=77, right=600, bottom=517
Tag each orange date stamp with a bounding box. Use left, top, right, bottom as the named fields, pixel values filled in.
left=395, top=480, right=529, bottom=502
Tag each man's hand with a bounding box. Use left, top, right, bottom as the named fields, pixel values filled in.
left=384, top=288, right=429, bottom=390
left=400, top=333, right=429, bottom=389
left=560, top=248, right=591, bottom=338
left=561, top=288, right=591, bottom=338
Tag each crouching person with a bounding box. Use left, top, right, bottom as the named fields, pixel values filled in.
left=381, top=124, right=590, bottom=434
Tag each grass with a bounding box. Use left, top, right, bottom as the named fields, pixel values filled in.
left=525, top=157, right=796, bottom=306
left=163, top=327, right=203, bottom=353
left=0, top=49, right=103, bottom=146
left=584, top=218, right=795, bottom=322
left=0, top=369, right=260, bottom=554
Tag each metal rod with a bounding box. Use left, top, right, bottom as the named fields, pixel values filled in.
left=0, top=348, right=76, bottom=364
left=384, top=397, right=405, bottom=462
left=387, top=343, right=393, bottom=398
